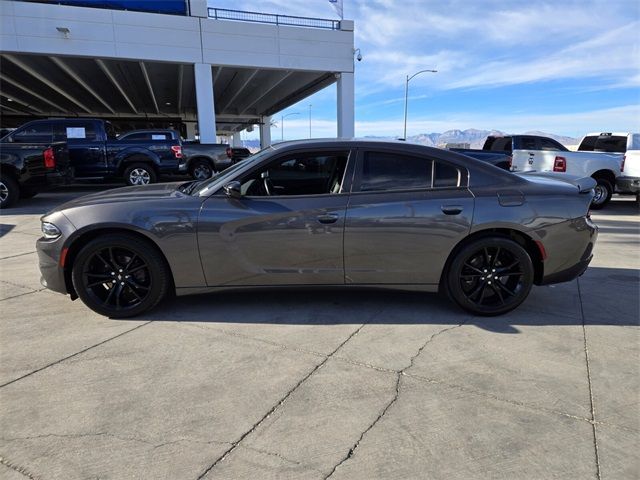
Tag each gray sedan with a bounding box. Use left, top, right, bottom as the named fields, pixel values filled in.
left=36, top=140, right=598, bottom=318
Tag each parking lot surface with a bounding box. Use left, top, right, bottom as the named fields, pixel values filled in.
left=1, top=188, right=638, bottom=479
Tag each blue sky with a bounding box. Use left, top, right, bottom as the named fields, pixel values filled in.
left=209, top=0, right=640, bottom=140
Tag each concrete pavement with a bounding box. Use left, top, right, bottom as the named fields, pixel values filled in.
left=1, top=189, right=638, bottom=479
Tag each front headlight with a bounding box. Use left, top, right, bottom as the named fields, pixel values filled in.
left=41, top=222, right=61, bottom=239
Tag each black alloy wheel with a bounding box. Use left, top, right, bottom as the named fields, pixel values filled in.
left=0, top=175, right=19, bottom=208
left=72, top=234, right=170, bottom=318
left=447, top=237, right=534, bottom=316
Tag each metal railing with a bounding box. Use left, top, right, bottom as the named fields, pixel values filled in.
left=208, top=8, right=340, bottom=30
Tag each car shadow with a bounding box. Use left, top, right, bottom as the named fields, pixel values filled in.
left=115, top=265, right=639, bottom=334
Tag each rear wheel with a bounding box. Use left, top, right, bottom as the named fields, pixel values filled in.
left=124, top=163, right=157, bottom=186
left=446, top=237, right=534, bottom=316
left=0, top=175, right=19, bottom=208
left=190, top=159, right=214, bottom=180
left=71, top=234, right=170, bottom=318
left=590, top=177, right=612, bottom=209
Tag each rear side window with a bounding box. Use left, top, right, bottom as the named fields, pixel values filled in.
left=540, top=138, right=564, bottom=151
left=489, top=137, right=512, bottom=152
left=10, top=123, right=52, bottom=143
left=520, top=137, right=537, bottom=150
left=360, top=152, right=432, bottom=191
left=579, top=135, right=627, bottom=152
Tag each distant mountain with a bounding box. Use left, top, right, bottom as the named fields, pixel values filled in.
left=243, top=129, right=578, bottom=150
left=407, top=129, right=578, bottom=149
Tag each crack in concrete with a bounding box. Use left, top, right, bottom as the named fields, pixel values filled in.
left=182, top=321, right=638, bottom=435
left=0, top=251, right=37, bottom=261
left=195, top=322, right=369, bottom=480
left=0, top=321, right=153, bottom=389
left=239, top=445, right=326, bottom=475
left=0, top=456, right=38, bottom=479
left=324, top=321, right=468, bottom=479
left=577, top=278, right=602, bottom=480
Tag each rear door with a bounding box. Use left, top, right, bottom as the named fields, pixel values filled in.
left=344, top=148, right=474, bottom=286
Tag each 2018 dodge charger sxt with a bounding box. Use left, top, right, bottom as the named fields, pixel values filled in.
left=36, top=140, right=598, bottom=318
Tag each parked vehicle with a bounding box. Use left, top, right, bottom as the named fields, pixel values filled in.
left=0, top=141, right=71, bottom=208
left=37, top=140, right=597, bottom=318
left=0, top=119, right=183, bottom=186
left=577, top=132, right=634, bottom=153
left=617, top=134, right=640, bottom=199
left=508, top=135, right=622, bottom=208
left=118, top=129, right=251, bottom=180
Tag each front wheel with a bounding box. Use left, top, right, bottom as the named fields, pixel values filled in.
left=0, top=175, right=19, bottom=208
left=71, top=234, right=171, bottom=318
left=446, top=237, right=534, bottom=316
left=124, top=163, right=157, bottom=186
left=590, top=177, right=612, bottom=210
left=190, top=160, right=214, bottom=180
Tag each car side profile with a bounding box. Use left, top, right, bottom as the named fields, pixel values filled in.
left=36, top=140, right=598, bottom=318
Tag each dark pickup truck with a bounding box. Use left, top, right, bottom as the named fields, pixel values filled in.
left=1, top=119, right=183, bottom=186
left=118, top=129, right=251, bottom=180
left=449, top=135, right=568, bottom=170
left=0, top=141, right=71, bottom=208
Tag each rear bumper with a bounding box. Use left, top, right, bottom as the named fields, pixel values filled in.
left=539, top=217, right=598, bottom=285
left=616, top=176, right=640, bottom=194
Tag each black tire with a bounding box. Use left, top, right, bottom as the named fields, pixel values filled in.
left=0, top=175, right=19, bottom=208
left=124, top=163, right=157, bottom=186
left=590, top=177, right=612, bottom=209
left=446, top=236, right=534, bottom=316
left=71, top=233, right=171, bottom=318
left=189, top=159, right=214, bottom=180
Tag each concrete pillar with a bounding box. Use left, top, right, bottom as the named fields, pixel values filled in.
left=337, top=72, right=355, bottom=138
left=260, top=116, right=272, bottom=148
left=189, top=0, right=208, bottom=17
left=185, top=122, right=197, bottom=140
left=232, top=131, right=242, bottom=147
left=194, top=63, right=216, bottom=143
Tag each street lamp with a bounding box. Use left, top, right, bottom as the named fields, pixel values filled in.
left=281, top=112, right=300, bottom=141
left=308, top=104, right=312, bottom=138
left=402, top=69, right=437, bottom=141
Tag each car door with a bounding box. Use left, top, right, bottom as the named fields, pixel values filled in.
left=344, top=148, right=474, bottom=285
left=54, top=121, right=106, bottom=178
left=197, top=149, right=354, bottom=287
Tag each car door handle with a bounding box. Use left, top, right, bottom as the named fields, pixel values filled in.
left=441, top=205, right=463, bottom=215
left=317, top=213, right=339, bottom=224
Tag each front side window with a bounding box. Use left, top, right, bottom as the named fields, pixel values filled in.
left=53, top=122, right=98, bottom=141
left=540, top=138, right=563, bottom=151
left=240, top=151, right=349, bottom=197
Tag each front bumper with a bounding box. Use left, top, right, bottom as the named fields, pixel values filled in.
left=616, top=176, right=640, bottom=194
left=37, top=236, right=68, bottom=295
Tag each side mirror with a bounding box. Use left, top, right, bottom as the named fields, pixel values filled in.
left=224, top=181, right=242, bottom=199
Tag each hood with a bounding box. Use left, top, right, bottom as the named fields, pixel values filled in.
left=50, top=182, right=188, bottom=213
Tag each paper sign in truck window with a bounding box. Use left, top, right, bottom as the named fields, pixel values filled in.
left=66, top=127, right=86, bottom=139
left=151, top=134, right=166, bottom=140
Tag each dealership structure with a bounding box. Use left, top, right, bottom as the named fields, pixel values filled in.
left=0, top=0, right=355, bottom=146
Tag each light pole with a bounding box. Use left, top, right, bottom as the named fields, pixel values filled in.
left=281, top=112, right=300, bottom=142
left=308, top=104, right=312, bottom=138
left=402, top=69, right=437, bottom=141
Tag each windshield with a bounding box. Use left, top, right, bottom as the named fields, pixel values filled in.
left=190, top=147, right=275, bottom=196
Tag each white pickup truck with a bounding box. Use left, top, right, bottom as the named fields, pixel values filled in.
left=511, top=134, right=622, bottom=209
left=578, top=132, right=639, bottom=201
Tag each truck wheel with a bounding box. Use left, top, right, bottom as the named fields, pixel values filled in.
left=190, top=160, right=214, bottom=180
left=590, top=177, right=612, bottom=209
left=0, top=175, right=19, bottom=208
left=124, top=163, right=157, bottom=186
